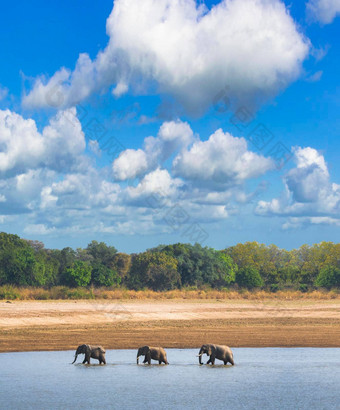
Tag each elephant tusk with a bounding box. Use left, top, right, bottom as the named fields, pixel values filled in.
left=197, top=353, right=203, bottom=357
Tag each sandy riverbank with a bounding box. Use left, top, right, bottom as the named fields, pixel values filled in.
left=0, top=299, right=339, bottom=352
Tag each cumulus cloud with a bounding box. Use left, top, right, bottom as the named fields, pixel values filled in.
left=113, top=120, right=193, bottom=181
left=306, top=0, right=340, bottom=24
left=41, top=170, right=121, bottom=211
left=173, top=129, right=274, bottom=188
left=125, top=168, right=184, bottom=206
left=23, top=0, right=309, bottom=114
left=0, top=107, right=89, bottom=216
left=0, top=108, right=86, bottom=177
left=256, top=147, right=340, bottom=223
left=113, top=149, right=149, bottom=181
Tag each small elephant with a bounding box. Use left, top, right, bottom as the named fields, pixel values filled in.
left=72, top=344, right=106, bottom=365
left=137, top=346, right=169, bottom=365
left=198, top=344, right=234, bottom=365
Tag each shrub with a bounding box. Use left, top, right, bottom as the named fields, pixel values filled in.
left=299, top=284, right=309, bottom=293
left=0, top=285, right=21, bottom=300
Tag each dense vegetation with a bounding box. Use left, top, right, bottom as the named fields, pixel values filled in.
left=0, top=232, right=339, bottom=292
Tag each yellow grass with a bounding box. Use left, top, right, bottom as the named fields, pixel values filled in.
left=0, top=285, right=339, bottom=301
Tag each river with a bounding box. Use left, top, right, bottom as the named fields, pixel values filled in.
left=0, top=348, right=339, bottom=409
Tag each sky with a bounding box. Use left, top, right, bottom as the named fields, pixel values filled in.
left=0, top=0, right=339, bottom=253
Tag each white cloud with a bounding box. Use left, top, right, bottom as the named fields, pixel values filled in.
left=23, top=224, right=56, bottom=235
left=0, top=169, right=57, bottom=215
left=0, top=108, right=86, bottom=176
left=113, top=149, right=149, bottom=181
left=113, top=120, right=193, bottom=181
left=43, top=170, right=121, bottom=211
left=125, top=168, right=183, bottom=205
left=283, top=216, right=340, bottom=229
left=23, top=0, right=309, bottom=114
left=306, top=0, right=340, bottom=24
left=256, top=147, right=340, bottom=224
left=88, top=140, right=101, bottom=156
left=173, top=129, right=274, bottom=188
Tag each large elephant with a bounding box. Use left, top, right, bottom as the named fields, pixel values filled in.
left=137, top=346, right=169, bottom=365
left=72, top=344, right=106, bottom=365
left=198, top=344, right=234, bottom=365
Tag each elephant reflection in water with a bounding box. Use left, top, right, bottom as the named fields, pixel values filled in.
left=72, top=344, right=106, bottom=365
left=198, top=344, right=234, bottom=365
left=137, top=346, right=169, bottom=364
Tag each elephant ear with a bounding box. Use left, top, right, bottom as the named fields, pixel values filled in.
left=78, top=344, right=86, bottom=353
left=85, top=344, right=91, bottom=354
left=207, top=345, right=213, bottom=356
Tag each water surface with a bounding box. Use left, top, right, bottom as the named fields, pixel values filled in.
left=0, top=348, right=339, bottom=409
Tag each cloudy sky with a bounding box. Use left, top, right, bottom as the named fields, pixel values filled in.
left=0, top=0, right=339, bottom=252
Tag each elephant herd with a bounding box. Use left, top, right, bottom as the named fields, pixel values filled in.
left=72, top=343, right=234, bottom=366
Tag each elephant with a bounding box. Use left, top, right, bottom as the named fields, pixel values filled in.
left=137, top=346, right=169, bottom=365
left=72, top=344, right=106, bottom=365
left=198, top=344, right=234, bottom=365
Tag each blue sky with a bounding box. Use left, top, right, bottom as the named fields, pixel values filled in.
left=0, top=0, right=339, bottom=252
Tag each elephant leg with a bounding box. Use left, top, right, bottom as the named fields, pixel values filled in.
left=206, top=356, right=212, bottom=365
left=145, top=352, right=151, bottom=364
left=210, top=355, right=216, bottom=365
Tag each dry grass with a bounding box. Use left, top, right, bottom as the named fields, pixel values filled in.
left=0, top=285, right=339, bottom=301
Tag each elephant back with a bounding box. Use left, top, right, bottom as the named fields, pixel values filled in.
left=93, top=345, right=105, bottom=353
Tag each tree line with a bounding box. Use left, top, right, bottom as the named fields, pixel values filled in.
left=0, top=232, right=339, bottom=291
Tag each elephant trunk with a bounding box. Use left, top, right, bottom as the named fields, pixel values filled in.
left=72, top=354, right=78, bottom=364
left=198, top=350, right=203, bottom=365
left=137, top=352, right=140, bottom=364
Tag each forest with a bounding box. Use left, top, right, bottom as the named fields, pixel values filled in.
left=0, top=232, right=339, bottom=292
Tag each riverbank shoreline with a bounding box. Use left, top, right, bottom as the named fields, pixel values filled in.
left=1, top=299, right=339, bottom=352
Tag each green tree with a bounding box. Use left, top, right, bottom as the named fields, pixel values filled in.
left=128, top=252, right=180, bottom=291
left=154, top=243, right=236, bottom=288
left=0, top=233, right=46, bottom=286
left=236, top=266, right=263, bottom=289
left=315, top=265, right=340, bottom=289
left=86, top=240, right=117, bottom=268
left=91, top=263, right=121, bottom=287
left=64, top=260, right=92, bottom=287
left=112, top=253, right=131, bottom=282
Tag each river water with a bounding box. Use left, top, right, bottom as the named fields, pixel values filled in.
left=0, top=348, right=339, bottom=409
